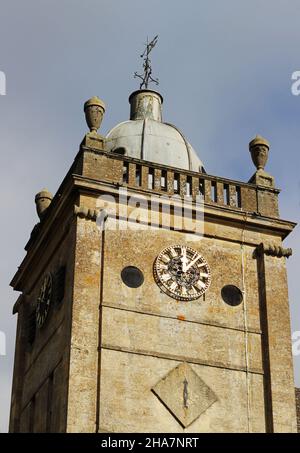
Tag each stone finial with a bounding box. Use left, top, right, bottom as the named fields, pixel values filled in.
left=81, top=96, right=106, bottom=150
left=84, top=96, right=106, bottom=133
left=35, top=189, right=53, bottom=219
left=249, top=135, right=270, bottom=171
left=248, top=135, right=274, bottom=187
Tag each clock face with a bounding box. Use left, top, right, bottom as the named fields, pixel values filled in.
left=36, top=273, right=53, bottom=328
left=154, top=245, right=211, bottom=301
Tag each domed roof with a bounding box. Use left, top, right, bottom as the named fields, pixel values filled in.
left=105, top=90, right=205, bottom=173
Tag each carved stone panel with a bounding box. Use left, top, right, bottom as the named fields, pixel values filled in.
left=152, top=362, right=217, bottom=428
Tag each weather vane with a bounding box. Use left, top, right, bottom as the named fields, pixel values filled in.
left=134, top=35, right=159, bottom=89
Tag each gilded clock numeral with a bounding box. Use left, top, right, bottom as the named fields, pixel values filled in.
left=195, top=280, right=206, bottom=289
left=161, top=254, right=170, bottom=263
left=170, top=281, right=177, bottom=291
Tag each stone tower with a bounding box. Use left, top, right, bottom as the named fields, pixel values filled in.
left=9, top=89, right=297, bottom=432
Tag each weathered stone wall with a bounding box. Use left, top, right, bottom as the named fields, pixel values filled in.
left=96, top=221, right=264, bottom=432
left=296, top=388, right=300, bottom=432
left=66, top=216, right=102, bottom=433
left=10, top=220, right=77, bottom=432
left=63, top=189, right=296, bottom=433
left=257, top=252, right=297, bottom=432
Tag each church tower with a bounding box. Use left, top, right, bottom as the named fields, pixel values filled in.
left=9, top=84, right=297, bottom=432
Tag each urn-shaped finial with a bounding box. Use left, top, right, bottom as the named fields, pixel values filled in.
left=35, top=189, right=53, bottom=219
left=249, top=135, right=270, bottom=170
left=84, top=96, right=106, bottom=133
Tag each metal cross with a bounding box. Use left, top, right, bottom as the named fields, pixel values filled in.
left=134, top=35, right=159, bottom=89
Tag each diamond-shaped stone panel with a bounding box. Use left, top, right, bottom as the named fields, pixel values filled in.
left=152, top=362, right=217, bottom=428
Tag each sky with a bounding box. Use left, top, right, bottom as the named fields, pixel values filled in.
left=0, top=0, right=300, bottom=432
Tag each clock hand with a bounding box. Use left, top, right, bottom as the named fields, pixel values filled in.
left=185, top=254, right=201, bottom=272
left=181, top=247, right=188, bottom=272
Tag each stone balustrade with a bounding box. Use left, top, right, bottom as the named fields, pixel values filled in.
left=77, top=148, right=279, bottom=218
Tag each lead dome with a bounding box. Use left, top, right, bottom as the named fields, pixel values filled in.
left=105, top=89, right=205, bottom=173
